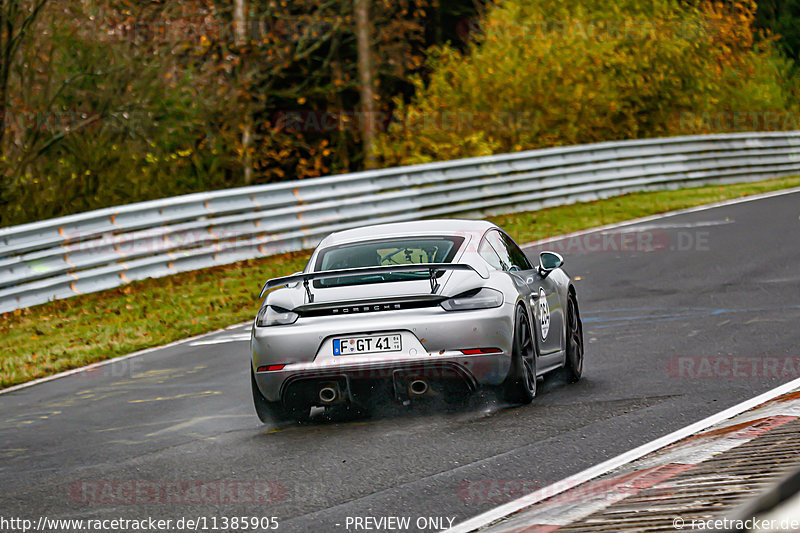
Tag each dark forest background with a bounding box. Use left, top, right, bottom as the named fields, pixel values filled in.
left=1, top=0, right=799, bottom=226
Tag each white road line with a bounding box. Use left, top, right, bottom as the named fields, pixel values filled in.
left=0, top=322, right=251, bottom=396
left=621, top=219, right=734, bottom=231
left=189, top=333, right=251, bottom=346
left=520, top=186, right=800, bottom=249
left=446, top=375, right=800, bottom=533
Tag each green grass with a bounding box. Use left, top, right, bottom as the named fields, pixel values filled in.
left=3, top=176, right=800, bottom=389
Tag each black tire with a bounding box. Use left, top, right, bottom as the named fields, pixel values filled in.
left=251, top=367, right=294, bottom=423
left=562, top=294, right=584, bottom=383
left=501, top=306, right=537, bottom=404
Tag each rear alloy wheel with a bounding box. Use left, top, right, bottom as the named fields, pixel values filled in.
left=502, top=306, right=537, bottom=404
left=562, top=295, right=584, bottom=383
left=251, top=367, right=294, bottom=423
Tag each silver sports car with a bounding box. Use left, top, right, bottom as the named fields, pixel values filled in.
left=250, top=219, right=583, bottom=421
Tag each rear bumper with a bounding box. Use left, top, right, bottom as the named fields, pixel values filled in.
left=254, top=351, right=510, bottom=403
left=279, top=361, right=480, bottom=409
left=251, top=304, right=514, bottom=402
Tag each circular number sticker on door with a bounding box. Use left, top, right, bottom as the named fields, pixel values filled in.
left=538, top=287, right=550, bottom=340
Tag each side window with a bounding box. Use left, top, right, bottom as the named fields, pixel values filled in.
left=500, top=233, right=533, bottom=270
left=485, top=231, right=513, bottom=271
left=479, top=237, right=504, bottom=270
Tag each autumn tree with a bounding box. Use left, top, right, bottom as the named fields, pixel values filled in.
left=0, top=0, right=49, bottom=149
left=0, top=0, right=481, bottom=226
left=375, top=0, right=798, bottom=166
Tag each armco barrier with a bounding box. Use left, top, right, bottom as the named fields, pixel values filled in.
left=1, top=131, right=799, bottom=313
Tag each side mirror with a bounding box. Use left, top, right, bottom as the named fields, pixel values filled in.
left=538, top=251, right=564, bottom=277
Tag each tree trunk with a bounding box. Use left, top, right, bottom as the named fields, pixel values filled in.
left=0, top=0, right=10, bottom=151
left=354, top=0, right=377, bottom=169
left=234, top=0, right=253, bottom=184
left=233, top=0, right=246, bottom=45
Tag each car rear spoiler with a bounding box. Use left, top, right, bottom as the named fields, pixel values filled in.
left=260, top=263, right=487, bottom=302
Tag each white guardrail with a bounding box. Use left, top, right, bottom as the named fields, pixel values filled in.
left=2, top=131, right=800, bottom=313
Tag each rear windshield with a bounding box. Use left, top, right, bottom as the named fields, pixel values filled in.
left=314, top=236, right=464, bottom=288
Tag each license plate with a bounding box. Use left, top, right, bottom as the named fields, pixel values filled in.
left=333, top=334, right=402, bottom=356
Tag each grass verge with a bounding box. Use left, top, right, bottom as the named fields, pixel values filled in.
left=3, top=175, right=800, bottom=389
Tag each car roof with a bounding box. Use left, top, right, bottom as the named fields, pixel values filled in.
left=320, top=219, right=498, bottom=247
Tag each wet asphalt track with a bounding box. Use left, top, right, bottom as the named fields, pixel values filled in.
left=1, top=189, right=799, bottom=532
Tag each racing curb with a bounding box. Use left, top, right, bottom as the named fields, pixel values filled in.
left=446, top=376, right=800, bottom=532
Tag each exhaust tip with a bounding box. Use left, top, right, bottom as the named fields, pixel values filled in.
left=409, top=379, right=429, bottom=396
left=319, top=386, right=338, bottom=404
